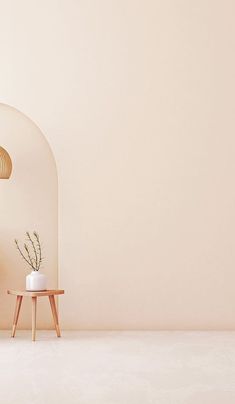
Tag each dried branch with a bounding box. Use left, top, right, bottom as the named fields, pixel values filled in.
left=14, top=239, right=35, bottom=270
left=24, top=243, right=35, bottom=269
left=26, top=231, right=38, bottom=269
left=33, top=231, right=42, bottom=271
left=15, top=231, right=43, bottom=272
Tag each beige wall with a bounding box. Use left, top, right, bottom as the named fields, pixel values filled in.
left=1, top=1, right=235, bottom=329
left=0, top=104, right=58, bottom=329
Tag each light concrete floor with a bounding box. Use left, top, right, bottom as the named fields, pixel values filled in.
left=0, top=331, right=235, bottom=404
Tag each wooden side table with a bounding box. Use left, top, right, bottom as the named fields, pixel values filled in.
left=7, top=289, right=64, bottom=341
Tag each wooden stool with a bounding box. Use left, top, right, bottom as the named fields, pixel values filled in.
left=7, top=290, right=64, bottom=341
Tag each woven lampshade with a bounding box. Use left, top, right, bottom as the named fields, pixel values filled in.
left=0, top=146, right=12, bottom=179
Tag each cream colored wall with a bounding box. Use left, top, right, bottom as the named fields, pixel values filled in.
left=0, top=1, right=235, bottom=329
left=0, top=104, right=58, bottom=329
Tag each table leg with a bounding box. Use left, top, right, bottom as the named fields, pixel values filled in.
left=11, top=295, right=23, bottom=337
left=49, top=295, right=61, bottom=337
left=32, top=297, right=37, bottom=341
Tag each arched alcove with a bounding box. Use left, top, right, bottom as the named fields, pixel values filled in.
left=0, top=103, right=58, bottom=329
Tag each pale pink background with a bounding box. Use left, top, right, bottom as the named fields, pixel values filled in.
left=0, top=1, right=235, bottom=329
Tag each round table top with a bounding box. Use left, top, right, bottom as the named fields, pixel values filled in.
left=7, top=289, right=64, bottom=297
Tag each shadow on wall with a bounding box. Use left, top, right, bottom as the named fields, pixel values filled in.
left=0, top=103, right=58, bottom=330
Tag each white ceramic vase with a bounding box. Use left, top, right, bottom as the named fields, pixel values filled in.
left=26, top=271, right=47, bottom=291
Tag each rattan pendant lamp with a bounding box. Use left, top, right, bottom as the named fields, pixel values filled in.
left=0, top=146, right=12, bottom=179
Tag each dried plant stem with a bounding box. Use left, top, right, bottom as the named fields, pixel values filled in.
left=34, top=232, right=42, bottom=270
left=27, top=232, right=38, bottom=269
left=15, top=231, right=43, bottom=272
left=15, top=241, right=35, bottom=270
left=24, top=244, right=35, bottom=268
